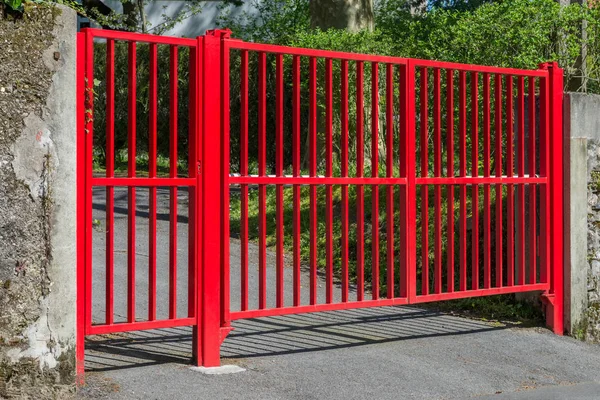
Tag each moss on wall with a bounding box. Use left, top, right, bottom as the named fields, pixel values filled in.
left=0, top=3, right=75, bottom=398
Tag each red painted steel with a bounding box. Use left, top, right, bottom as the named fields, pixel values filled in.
left=459, top=71, right=467, bottom=292
left=420, top=68, right=429, bottom=296
left=356, top=61, right=365, bottom=302
left=75, top=31, right=85, bottom=380
left=77, top=28, right=565, bottom=377
left=371, top=62, right=380, bottom=300
left=495, top=74, right=503, bottom=288
left=325, top=58, right=334, bottom=304
left=528, top=77, right=537, bottom=285
left=539, top=72, right=550, bottom=285
left=275, top=54, right=285, bottom=308
left=309, top=56, right=318, bottom=306
left=547, top=62, right=564, bottom=335
left=257, top=51, right=267, bottom=310
left=240, top=49, right=249, bottom=311
left=446, top=69, right=455, bottom=293
left=433, top=68, right=442, bottom=295
left=506, top=76, right=515, bottom=287
left=105, top=38, right=115, bottom=325
left=386, top=64, right=395, bottom=299
left=518, top=76, right=526, bottom=286
left=292, top=55, right=302, bottom=307
left=341, top=60, right=350, bottom=303
left=169, top=45, right=178, bottom=319
left=403, top=62, right=417, bottom=301
left=220, top=34, right=231, bottom=331
left=127, top=41, right=137, bottom=323
left=471, top=72, right=479, bottom=291
left=483, top=73, right=491, bottom=289
left=148, top=42, right=157, bottom=321
left=187, top=46, right=197, bottom=319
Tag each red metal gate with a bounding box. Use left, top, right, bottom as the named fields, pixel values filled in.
left=76, top=28, right=564, bottom=376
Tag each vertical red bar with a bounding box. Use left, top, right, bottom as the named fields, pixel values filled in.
left=127, top=41, right=137, bottom=323
left=220, top=38, right=231, bottom=329
left=341, top=60, right=349, bottom=302
left=518, top=76, right=526, bottom=285
left=187, top=46, right=197, bottom=318
left=292, top=55, right=302, bottom=306
left=258, top=51, right=267, bottom=309
left=76, top=31, right=85, bottom=378
left=84, top=32, right=94, bottom=334
left=433, top=68, right=442, bottom=294
left=494, top=74, right=503, bottom=288
left=148, top=42, right=157, bottom=321
left=371, top=62, right=380, bottom=300
left=401, top=61, right=417, bottom=301
left=356, top=61, right=365, bottom=302
left=275, top=54, right=284, bottom=308
left=506, top=76, right=515, bottom=287
left=192, top=38, right=202, bottom=360
left=528, top=76, right=537, bottom=284
left=309, top=56, right=318, bottom=305
left=325, top=58, right=334, bottom=304
left=548, top=62, right=564, bottom=334
left=420, top=67, right=429, bottom=295
left=471, top=72, right=479, bottom=290
left=386, top=63, right=395, bottom=299
left=483, top=72, right=491, bottom=289
left=446, top=69, right=455, bottom=293
left=538, top=71, right=550, bottom=285
left=105, top=39, right=115, bottom=325
left=169, top=45, right=178, bottom=319
left=459, top=70, right=467, bottom=292
left=239, top=50, right=249, bottom=311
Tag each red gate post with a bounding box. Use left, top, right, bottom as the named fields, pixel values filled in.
left=542, top=61, right=564, bottom=335
left=194, top=30, right=230, bottom=367
left=400, top=61, right=417, bottom=301
left=75, top=30, right=86, bottom=382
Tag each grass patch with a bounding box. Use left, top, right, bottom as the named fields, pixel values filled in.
left=93, top=151, right=188, bottom=177
left=421, top=295, right=544, bottom=325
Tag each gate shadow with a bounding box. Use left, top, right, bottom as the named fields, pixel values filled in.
left=85, top=306, right=510, bottom=372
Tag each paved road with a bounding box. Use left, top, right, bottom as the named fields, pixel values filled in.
left=81, top=187, right=600, bottom=400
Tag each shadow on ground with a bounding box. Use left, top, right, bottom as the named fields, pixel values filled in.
left=85, top=305, right=505, bottom=372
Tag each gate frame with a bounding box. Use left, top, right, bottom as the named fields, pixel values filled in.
left=76, top=28, right=564, bottom=379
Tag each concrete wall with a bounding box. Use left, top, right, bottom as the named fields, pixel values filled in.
left=0, top=4, right=77, bottom=398
left=564, top=93, right=600, bottom=341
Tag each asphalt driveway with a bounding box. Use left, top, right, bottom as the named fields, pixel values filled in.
left=80, top=187, right=600, bottom=400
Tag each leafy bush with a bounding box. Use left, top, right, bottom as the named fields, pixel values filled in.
left=377, top=0, right=600, bottom=91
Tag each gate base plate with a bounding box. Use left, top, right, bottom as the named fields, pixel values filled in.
left=189, top=365, right=246, bottom=375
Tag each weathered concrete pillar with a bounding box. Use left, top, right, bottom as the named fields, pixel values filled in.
left=0, top=4, right=77, bottom=397
left=564, top=93, right=600, bottom=340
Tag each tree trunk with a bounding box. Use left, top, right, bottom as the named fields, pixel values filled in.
left=310, top=0, right=374, bottom=32
left=137, top=0, right=147, bottom=33
left=558, top=0, right=587, bottom=92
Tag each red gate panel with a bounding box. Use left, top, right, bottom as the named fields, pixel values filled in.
left=77, top=28, right=564, bottom=377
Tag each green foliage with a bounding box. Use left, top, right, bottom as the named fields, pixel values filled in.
left=216, top=0, right=600, bottom=93
left=92, top=42, right=192, bottom=169
left=216, top=0, right=310, bottom=43
left=376, top=0, right=600, bottom=91
left=2, top=0, right=23, bottom=11
left=288, top=28, right=397, bottom=56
